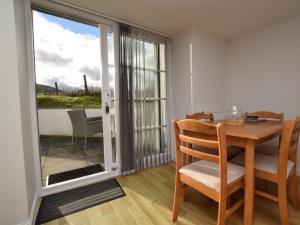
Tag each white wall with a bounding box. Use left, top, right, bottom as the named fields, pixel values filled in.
left=171, top=26, right=227, bottom=119
left=0, top=0, right=32, bottom=224
left=170, top=27, right=192, bottom=120
left=38, top=109, right=102, bottom=136
left=191, top=28, right=227, bottom=113
left=170, top=26, right=227, bottom=159
left=227, top=15, right=300, bottom=117
left=0, top=0, right=38, bottom=224
left=227, top=14, right=300, bottom=172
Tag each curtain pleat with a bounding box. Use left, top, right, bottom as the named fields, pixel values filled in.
left=119, top=30, right=135, bottom=173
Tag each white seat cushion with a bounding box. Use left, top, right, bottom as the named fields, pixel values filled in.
left=230, top=152, right=294, bottom=177
left=179, top=160, right=245, bottom=192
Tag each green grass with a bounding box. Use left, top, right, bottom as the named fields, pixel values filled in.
left=37, top=94, right=101, bottom=108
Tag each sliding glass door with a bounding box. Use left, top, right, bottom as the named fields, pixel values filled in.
left=31, top=8, right=117, bottom=189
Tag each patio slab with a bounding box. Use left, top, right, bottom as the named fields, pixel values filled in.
left=40, top=136, right=104, bottom=186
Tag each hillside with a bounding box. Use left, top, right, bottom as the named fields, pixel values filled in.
left=37, top=94, right=101, bottom=108
left=36, top=84, right=63, bottom=95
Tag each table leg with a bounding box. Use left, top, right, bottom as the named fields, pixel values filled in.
left=244, top=139, right=255, bottom=225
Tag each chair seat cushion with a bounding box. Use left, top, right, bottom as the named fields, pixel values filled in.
left=230, top=152, right=294, bottom=177
left=179, top=160, right=245, bottom=192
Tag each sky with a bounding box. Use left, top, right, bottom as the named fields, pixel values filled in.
left=41, top=13, right=100, bottom=37
left=32, top=10, right=114, bottom=90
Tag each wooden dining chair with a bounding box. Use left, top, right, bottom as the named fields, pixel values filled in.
left=186, top=112, right=242, bottom=160
left=172, top=119, right=245, bottom=225
left=245, top=111, right=284, bottom=156
left=245, top=111, right=284, bottom=121
left=186, top=111, right=214, bottom=121
left=230, top=116, right=300, bottom=225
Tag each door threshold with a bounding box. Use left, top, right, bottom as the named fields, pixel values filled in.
left=40, top=169, right=120, bottom=196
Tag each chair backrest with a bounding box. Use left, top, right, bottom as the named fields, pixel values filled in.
left=67, top=109, right=87, bottom=127
left=278, top=116, right=300, bottom=178
left=245, top=111, right=284, bottom=121
left=186, top=112, right=214, bottom=121
left=173, top=119, right=227, bottom=190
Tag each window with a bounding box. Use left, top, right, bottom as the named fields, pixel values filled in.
left=132, top=39, right=167, bottom=156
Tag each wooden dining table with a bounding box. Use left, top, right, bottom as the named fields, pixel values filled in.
left=224, top=120, right=283, bottom=225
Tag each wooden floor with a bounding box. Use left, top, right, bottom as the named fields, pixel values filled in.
left=43, top=163, right=300, bottom=225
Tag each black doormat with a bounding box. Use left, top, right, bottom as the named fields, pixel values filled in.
left=35, top=179, right=125, bottom=224
left=47, top=164, right=104, bottom=185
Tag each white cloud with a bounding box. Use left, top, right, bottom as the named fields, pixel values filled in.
left=33, top=11, right=102, bottom=90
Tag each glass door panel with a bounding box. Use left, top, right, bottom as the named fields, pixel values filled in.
left=32, top=9, right=114, bottom=187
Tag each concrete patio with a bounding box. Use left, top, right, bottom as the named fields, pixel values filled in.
left=40, top=136, right=104, bottom=186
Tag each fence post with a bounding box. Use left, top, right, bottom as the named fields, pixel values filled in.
left=55, top=82, right=58, bottom=95
left=83, top=75, right=89, bottom=95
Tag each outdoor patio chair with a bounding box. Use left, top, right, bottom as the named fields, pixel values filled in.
left=67, top=109, right=102, bottom=151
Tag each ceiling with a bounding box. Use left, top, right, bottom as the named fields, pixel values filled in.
left=63, top=0, right=300, bottom=39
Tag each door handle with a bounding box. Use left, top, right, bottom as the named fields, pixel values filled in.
left=105, top=104, right=110, bottom=114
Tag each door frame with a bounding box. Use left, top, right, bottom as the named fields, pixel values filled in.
left=25, top=0, right=121, bottom=196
